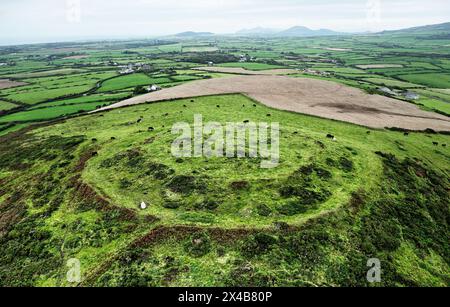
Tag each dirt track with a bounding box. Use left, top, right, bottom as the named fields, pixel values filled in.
left=95, top=75, right=450, bottom=131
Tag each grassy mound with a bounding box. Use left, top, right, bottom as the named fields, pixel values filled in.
left=0, top=94, right=448, bottom=286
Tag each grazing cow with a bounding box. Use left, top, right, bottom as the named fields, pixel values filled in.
left=92, top=152, right=98, bottom=157
left=190, top=100, right=195, bottom=103
left=111, top=137, right=116, bottom=140
left=91, top=138, right=98, bottom=142
left=183, top=105, right=187, bottom=108
left=148, top=127, right=154, bottom=131
left=443, top=144, right=447, bottom=147
left=217, top=105, right=220, bottom=108
left=137, top=119, right=142, bottom=123
left=267, top=114, right=272, bottom=117
left=366, top=131, right=371, bottom=134
left=164, top=113, right=169, bottom=116
left=243, top=120, right=250, bottom=123
left=404, top=132, right=409, bottom=136
left=433, top=142, right=439, bottom=146
left=253, top=104, right=257, bottom=107
left=326, top=134, right=334, bottom=139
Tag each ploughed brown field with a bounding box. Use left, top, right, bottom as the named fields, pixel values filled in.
left=0, top=79, right=27, bottom=89
left=96, top=75, right=450, bottom=131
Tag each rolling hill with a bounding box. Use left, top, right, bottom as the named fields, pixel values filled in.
left=380, top=22, right=450, bottom=35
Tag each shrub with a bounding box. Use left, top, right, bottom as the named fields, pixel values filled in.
left=184, top=232, right=211, bottom=257
left=257, top=204, right=272, bottom=217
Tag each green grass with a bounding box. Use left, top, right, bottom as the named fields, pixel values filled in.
left=98, top=74, right=172, bottom=92
left=362, top=77, right=424, bottom=88
left=36, top=94, right=449, bottom=228
left=0, top=94, right=447, bottom=287
left=1, top=72, right=118, bottom=105
left=0, top=100, right=18, bottom=111
left=397, top=73, right=450, bottom=88
left=0, top=100, right=120, bottom=123
left=6, top=68, right=87, bottom=79
left=4, top=85, right=94, bottom=105
left=416, top=98, right=450, bottom=115
left=29, top=93, right=131, bottom=110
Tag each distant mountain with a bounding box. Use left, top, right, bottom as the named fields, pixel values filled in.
left=379, top=22, right=450, bottom=35
left=235, top=26, right=346, bottom=37
left=278, top=26, right=344, bottom=37
left=174, top=31, right=215, bottom=38
left=236, top=27, right=280, bottom=36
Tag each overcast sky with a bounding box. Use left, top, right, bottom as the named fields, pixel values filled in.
left=1, top=0, right=449, bottom=45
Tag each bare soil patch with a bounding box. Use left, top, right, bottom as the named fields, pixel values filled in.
left=356, top=64, right=403, bottom=69
left=62, top=54, right=89, bottom=60
left=95, top=75, right=450, bottom=131
left=194, top=67, right=299, bottom=75
left=324, top=48, right=352, bottom=51
left=0, top=79, right=27, bottom=90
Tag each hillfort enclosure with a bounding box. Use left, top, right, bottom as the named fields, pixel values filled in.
left=171, top=115, right=280, bottom=168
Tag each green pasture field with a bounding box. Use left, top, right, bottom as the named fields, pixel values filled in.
left=182, top=46, right=219, bottom=52
left=97, top=74, right=174, bottom=92
left=0, top=100, right=18, bottom=111
left=397, top=73, right=450, bottom=88
left=6, top=68, right=87, bottom=79
left=3, top=84, right=94, bottom=105
left=0, top=100, right=120, bottom=123
left=29, top=93, right=132, bottom=110
left=0, top=71, right=118, bottom=105
left=361, top=77, right=425, bottom=88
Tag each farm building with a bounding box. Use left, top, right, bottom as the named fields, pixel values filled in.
left=146, top=84, right=161, bottom=92
left=404, top=91, right=420, bottom=100
left=378, top=87, right=397, bottom=96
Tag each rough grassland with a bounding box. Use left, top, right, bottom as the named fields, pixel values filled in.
left=0, top=94, right=448, bottom=287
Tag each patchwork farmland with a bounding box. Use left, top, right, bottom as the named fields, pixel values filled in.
left=0, top=23, right=449, bottom=288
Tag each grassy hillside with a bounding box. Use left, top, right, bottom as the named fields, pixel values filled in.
left=0, top=94, right=448, bottom=286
